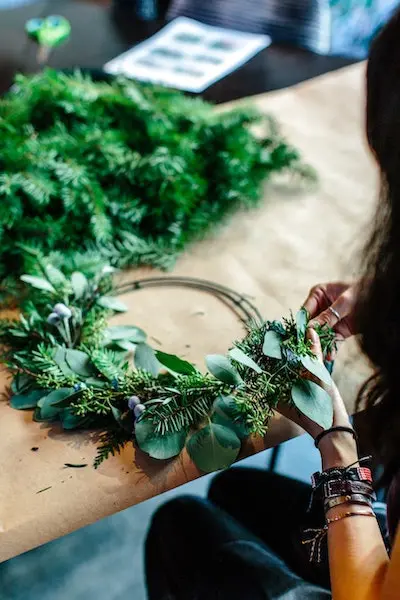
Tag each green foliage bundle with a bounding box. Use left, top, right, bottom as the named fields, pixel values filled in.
left=0, top=69, right=314, bottom=301
left=1, top=264, right=335, bottom=473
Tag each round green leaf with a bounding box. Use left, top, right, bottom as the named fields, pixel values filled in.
left=291, top=380, right=333, bottom=430
left=186, top=423, right=241, bottom=473
left=20, top=274, right=55, bottom=293
left=64, top=349, right=94, bottom=377
left=134, top=343, right=160, bottom=376
left=60, top=409, right=88, bottom=430
left=38, top=388, right=76, bottom=418
left=228, top=347, right=262, bottom=374
left=116, top=340, right=137, bottom=352
left=97, top=296, right=127, bottom=312
left=300, top=354, right=332, bottom=386
left=52, top=346, right=75, bottom=377
left=262, top=331, right=282, bottom=360
left=205, top=355, right=243, bottom=386
left=212, top=395, right=250, bottom=440
left=10, top=389, right=44, bottom=410
left=135, top=419, right=186, bottom=459
left=11, top=373, right=35, bottom=395
left=105, top=326, right=147, bottom=343
left=155, top=351, right=197, bottom=376
left=45, top=265, right=68, bottom=287
left=71, top=271, right=89, bottom=299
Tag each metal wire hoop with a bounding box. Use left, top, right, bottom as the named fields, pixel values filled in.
left=115, top=276, right=263, bottom=327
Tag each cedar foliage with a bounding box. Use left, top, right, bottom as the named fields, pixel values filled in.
left=0, top=69, right=313, bottom=300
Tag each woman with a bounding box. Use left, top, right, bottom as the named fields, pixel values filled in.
left=145, top=8, right=400, bottom=599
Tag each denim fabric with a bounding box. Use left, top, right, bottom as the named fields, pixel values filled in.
left=145, top=494, right=331, bottom=599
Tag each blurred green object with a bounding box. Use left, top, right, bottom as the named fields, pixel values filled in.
left=25, top=15, right=71, bottom=47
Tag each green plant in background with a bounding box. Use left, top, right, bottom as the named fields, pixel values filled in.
left=1, top=265, right=335, bottom=474
left=0, top=69, right=315, bottom=303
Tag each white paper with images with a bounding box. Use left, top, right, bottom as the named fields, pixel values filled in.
left=104, top=17, right=271, bottom=93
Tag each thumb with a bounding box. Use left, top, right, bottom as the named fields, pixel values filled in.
left=306, top=327, right=323, bottom=362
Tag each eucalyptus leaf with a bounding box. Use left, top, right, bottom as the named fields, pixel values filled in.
left=64, top=349, right=94, bottom=378
left=45, top=265, right=68, bottom=286
left=60, top=409, right=87, bottom=430
left=205, top=355, right=243, bottom=386
left=296, top=307, right=308, bottom=341
left=291, top=380, right=333, bottom=430
left=262, top=330, right=282, bottom=360
left=116, top=340, right=137, bottom=352
left=52, top=346, right=75, bottom=377
left=135, top=419, right=187, bottom=459
left=20, top=275, right=55, bottom=293
left=33, top=407, right=53, bottom=422
left=10, top=389, right=44, bottom=410
left=39, top=388, right=76, bottom=417
left=11, top=373, right=35, bottom=395
left=228, top=347, right=262, bottom=374
left=135, top=343, right=160, bottom=376
left=105, top=326, right=147, bottom=343
left=97, top=296, right=127, bottom=312
left=212, top=395, right=250, bottom=439
left=71, top=271, right=89, bottom=299
left=186, top=423, right=241, bottom=473
left=155, top=351, right=197, bottom=376
left=85, top=377, right=106, bottom=389
left=300, top=354, right=332, bottom=386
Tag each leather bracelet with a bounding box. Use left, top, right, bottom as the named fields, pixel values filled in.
left=326, top=509, right=375, bottom=525
left=324, top=494, right=373, bottom=513
left=323, top=479, right=376, bottom=501
left=314, top=426, right=357, bottom=449
left=311, top=465, right=373, bottom=490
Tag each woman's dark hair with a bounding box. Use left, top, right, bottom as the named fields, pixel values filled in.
left=356, top=7, right=400, bottom=485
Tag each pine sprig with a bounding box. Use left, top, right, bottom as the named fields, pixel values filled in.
left=93, top=427, right=132, bottom=469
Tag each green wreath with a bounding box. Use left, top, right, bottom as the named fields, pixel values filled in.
left=0, top=264, right=335, bottom=473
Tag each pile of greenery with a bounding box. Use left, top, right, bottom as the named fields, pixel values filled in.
left=1, top=264, right=335, bottom=473
left=0, top=69, right=314, bottom=301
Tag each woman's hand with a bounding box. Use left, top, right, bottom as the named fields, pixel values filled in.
left=303, top=282, right=357, bottom=353
left=278, top=328, right=357, bottom=468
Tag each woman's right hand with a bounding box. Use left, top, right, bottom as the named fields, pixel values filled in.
left=303, top=282, right=357, bottom=346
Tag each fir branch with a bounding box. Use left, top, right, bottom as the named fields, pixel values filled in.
left=93, top=427, right=132, bottom=469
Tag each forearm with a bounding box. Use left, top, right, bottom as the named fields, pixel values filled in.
left=319, top=433, right=389, bottom=600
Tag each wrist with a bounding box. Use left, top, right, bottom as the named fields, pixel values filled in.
left=318, top=431, right=359, bottom=470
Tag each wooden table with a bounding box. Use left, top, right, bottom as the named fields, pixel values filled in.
left=0, top=1, right=373, bottom=563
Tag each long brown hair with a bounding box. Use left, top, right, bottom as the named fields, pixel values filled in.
left=356, top=7, right=400, bottom=485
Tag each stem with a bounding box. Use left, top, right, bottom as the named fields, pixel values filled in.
left=62, top=318, right=73, bottom=348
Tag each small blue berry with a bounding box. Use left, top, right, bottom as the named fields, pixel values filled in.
left=53, top=303, right=72, bottom=319
left=134, top=404, right=146, bottom=419
left=111, top=378, right=119, bottom=390
left=128, top=395, right=140, bottom=410
left=47, top=312, right=61, bottom=325
left=73, top=383, right=81, bottom=392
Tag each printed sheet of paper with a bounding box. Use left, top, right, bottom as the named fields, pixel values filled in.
left=104, top=17, right=271, bottom=92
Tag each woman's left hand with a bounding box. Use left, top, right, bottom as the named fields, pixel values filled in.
left=277, top=328, right=351, bottom=439
left=277, top=328, right=358, bottom=468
